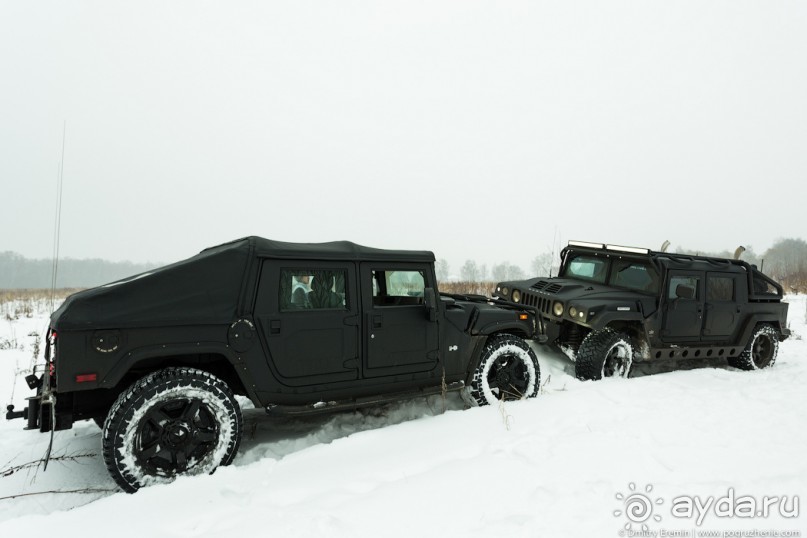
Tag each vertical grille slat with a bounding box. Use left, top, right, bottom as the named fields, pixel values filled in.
left=522, top=292, right=551, bottom=315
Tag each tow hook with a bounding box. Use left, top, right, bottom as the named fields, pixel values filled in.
left=6, top=404, right=26, bottom=420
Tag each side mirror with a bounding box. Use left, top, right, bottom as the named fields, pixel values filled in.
left=424, top=288, right=437, bottom=322
left=675, top=284, right=695, bottom=300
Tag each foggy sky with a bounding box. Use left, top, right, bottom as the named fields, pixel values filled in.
left=2, top=1, right=806, bottom=275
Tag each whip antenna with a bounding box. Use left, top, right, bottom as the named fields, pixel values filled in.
left=44, top=121, right=66, bottom=470
left=50, top=121, right=66, bottom=313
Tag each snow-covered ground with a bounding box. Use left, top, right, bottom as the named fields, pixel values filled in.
left=0, top=297, right=805, bottom=537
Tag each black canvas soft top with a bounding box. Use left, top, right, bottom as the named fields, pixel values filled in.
left=51, top=237, right=435, bottom=330
left=217, top=236, right=435, bottom=262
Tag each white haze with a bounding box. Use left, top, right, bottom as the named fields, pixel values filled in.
left=1, top=1, right=806, bottom=273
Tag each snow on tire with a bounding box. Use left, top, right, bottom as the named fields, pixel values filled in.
left=728, top=324, right=779, bottom=371
left=102, top=367, right=242, bottom=493
left=575, top=328, right=633, bottom=381
left=469, top=334, right=540, bottom=406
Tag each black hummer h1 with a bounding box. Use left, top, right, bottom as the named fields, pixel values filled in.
left=7, top=237, right=540, bottom=492
left=493, top=240, right=790, bottom=381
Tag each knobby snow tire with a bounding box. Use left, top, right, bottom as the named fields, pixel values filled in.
left=728, top=324, right=779, bottom=371
left=575, top=328, right=633, bottom=381
left=469, top=334, right=540, bottom=406
left=102, top=367, right=242, bottom=493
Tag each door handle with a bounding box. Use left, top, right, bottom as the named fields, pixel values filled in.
left=372, top=314, right=383, bottom=328
left=270, top=319, right=281, bottom=334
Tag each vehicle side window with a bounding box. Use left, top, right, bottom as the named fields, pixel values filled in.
left=610, top=260, right=659, bottom=294
left=279, top=269, right=348, bottom=311
left=669, top=276, right=699, bottom=300
left=707, top=276, right=734, bottom=301
left=752, top=275, right=778, bottom=295
left=372, top=270, right=425, bottom=306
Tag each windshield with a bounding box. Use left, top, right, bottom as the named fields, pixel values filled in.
left=564, top=255, right=607, bottom=283
left=562, top=253, right=659, bottom=294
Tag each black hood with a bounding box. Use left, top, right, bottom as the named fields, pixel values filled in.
left=526, top=278, right=649, bottom=302
left=499, top=277, right=652, bottom=304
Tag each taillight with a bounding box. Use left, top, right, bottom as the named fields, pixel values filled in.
left=75, top=373, right=97, bottom=383
left=48, top=331, right=57, bottom=377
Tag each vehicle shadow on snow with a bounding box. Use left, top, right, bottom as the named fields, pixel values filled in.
left=234, top=392, right=468, bottom=466
left=0, top=393, right=468, bottom=521
left=530, top=341, right=738, bottom=384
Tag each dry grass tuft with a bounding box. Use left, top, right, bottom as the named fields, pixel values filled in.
left=438, top=281, right=496, bottom=296
left=0, top=289, right=82, bottom=320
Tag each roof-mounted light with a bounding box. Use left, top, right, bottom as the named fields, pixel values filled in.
left=606, top=244, right=650, bottom=255
left=568, top=240, right=604, bottom=249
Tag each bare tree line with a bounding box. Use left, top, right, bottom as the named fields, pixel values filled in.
left=438, top=237, right=807, bottom=294
left=2, top=238, right=805, bottom=293
left=0, top=252, right=159, bottom=289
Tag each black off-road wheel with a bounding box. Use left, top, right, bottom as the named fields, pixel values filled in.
left=575, top=328, right=633, bottom=381
left=102, top=367, right=242, bottom=493
left=729, top=324, right=779, bottom=371
left=469, top=334, right=540, bottom=406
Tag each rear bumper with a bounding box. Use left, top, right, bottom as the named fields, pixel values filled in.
left=5, top=378, right=71, bottom=432
left=5, top=394, right=46, bottom=431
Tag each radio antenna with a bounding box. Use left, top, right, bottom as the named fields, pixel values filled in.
left=43, top=121, right=66, bottom=470
left=50, top=121, right=66, bottom=313
left=549, top=226, right=560, bottom=278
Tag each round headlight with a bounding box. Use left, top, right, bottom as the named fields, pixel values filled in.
left=501, top=287, right=509, bottom=297
left=553, top=301, right=564, bottom=317
left=569, top=306, right=578, bottom=318
left=511, top=290, right=521, bottom=303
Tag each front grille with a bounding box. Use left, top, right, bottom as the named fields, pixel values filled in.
left=522, top=292, right=552, bottom=315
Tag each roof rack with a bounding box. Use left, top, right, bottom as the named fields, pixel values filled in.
left=567, top=240, right=650, bottom=255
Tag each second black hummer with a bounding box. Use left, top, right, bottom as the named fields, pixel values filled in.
left=7, top=237, right=540, bottom=492
left=494, top=240, right=790, bottom=381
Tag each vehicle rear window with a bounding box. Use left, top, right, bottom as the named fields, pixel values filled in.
left=279, top=269, right=348, bottom=311
left=707, top=276, right=734, bottom=301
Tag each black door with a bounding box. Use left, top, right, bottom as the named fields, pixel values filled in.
left=661, top=271, right=704, bottom=342
left=359, top=263, right=439, bottom=377
left=254, top=261, right=359, bottom=386
left=703, top=272, right=741, bottom=341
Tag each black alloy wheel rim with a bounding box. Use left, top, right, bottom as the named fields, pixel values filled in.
left=603, top=344, right=628, bottom=378
left=487, top=355, right=530, bottom=400
left=135, top=397, right=219, bottom=476
left=752, top=334, right=774, bottom=368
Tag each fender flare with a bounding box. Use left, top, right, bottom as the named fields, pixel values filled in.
left=736, top=315, right=786, bottom=346
left=98, top=341, right=261, bottom=404
left=588, top=311, right=644, bottom=331
left=476, top=319, right=535, bottom=338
